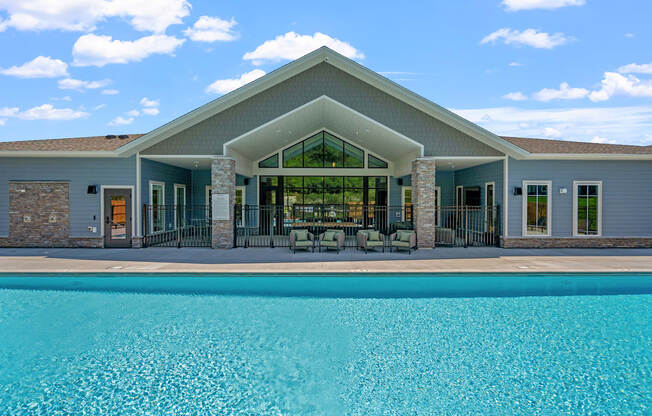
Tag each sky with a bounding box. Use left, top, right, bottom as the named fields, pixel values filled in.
left=0, top=0, right=651, bottom=145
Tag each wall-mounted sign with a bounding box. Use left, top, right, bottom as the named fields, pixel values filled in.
left=49, top=215, right=57, bottom=223
left=212, top=193, right=230, bottom=220
left=23, top=215, right=31, bottom=223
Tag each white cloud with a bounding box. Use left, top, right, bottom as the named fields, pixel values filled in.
left=72, top=33, right=185, bottom=67
left=0, top=0, right=190, bottom=33
left=0, top=56, right=68, bottom=78
left=141, top=107, right=159, bottom=116
left=94, top=104, right=106, bottom=110
left=126, top=109, right=140, bottom=117
left=101, top=89, right=119, bottom=95
left=533, top=82, right=589, bottom=101
left=17, top=104, right=89, bottom=120
left=184, top=16, right=238, bottom=42
left=503, top=91, right=527, bottom=101
left=618, top=61, right=652, bottom=74
left=139, top=97, right=159, bottom=107
left=543, top=127, right=562, bottom=138
left=591, top=136, right=616, bottom=144
left=0, top=107, right=19, bottom=117
left=0, top=118, right=6, bottom=126
left=452, top=105, right=652, bottom=145
left=58, top=78, right=111, bottom=91
left=589, top=72, right=652, bottom=102
left=481, top=28, right=569, bottom=49
left=243, top=32, right=364, bottom=65
left=502, top=0, right=585, bottom=11
left=508, top=62, right=522, bottom=67
left=205, top=69, right=266, bottom=95
left=625, top=33, right=635, bottom=38
left=108, top=116, right=134, bottom=126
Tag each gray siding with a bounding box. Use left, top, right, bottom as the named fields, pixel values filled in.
left=190, top=171, right=255, bottom=207
left=454, top=161, right=504, bottom=210
left=507, top=159, right=652, bottom=237
left=141, top=159, right=192, bottom=207
left=143, top=63, right=502, bottom=158
left=437, top=171, right=456, bottom=207
left=0, top=156, right=136, bottom=237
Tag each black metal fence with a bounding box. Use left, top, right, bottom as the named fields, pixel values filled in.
left=235, top=205, right=413, bottom=248
left=435, top=205, right=500, bottom=247
left=142, top=204, right=211, bottom=247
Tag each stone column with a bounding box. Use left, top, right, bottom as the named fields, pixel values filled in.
left=411, top=159, right=437, bottom=248
left=211, top=157, right=236, bottom=248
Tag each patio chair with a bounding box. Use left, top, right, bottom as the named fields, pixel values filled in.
left=356, top=229, right=386, bottom=253
left=289, top=229, right=314, bottom=253
left=390, top=230, right=416, bottom=254
left=318, top=230, right=345, bottom=253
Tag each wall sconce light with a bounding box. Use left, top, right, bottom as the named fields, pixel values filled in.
left=513, top=187, right=522, bottom=196
left=87, top=185, right=98, bottom=194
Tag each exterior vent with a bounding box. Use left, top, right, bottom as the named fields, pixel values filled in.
left=118, top=134, right=129, bottom=139
left=105, top=135, right=117, bottom=140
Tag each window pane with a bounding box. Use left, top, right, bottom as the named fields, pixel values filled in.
left=577, top=184, right=599, bottom=235
left=324, top=133, right=343, bottom=168
left=368, top=176, right=387, bottom=188
left=304, top=189, right=322, bottom=205
left=344, top=176, right=363, bottom=188
left=486, top=184, right=494, bottom=206
left=344, top=142, right=363, bottom=168
left=368, top=154, right=388, bottom=168
left=324, top=187, right=342, bottom=205
left=324, top=176, right=342, bottom=188
left=526, top=185, right=548, bottom=235
left=111, top=196, right=127, bottom=239
left=304, top=176, right=323, bottom=189
left=404, top=188, right=412, bottom=204
left=260, top=176, right=278, bottom=187
left=285, top=176, right=303, bottom=188
left=284, top=188, right=302, bottom=207
left=303, top=133, right=324, bottom=168
left=283, top=142, right=303, bottom=168
left=258, top=153, right=278, bottom=168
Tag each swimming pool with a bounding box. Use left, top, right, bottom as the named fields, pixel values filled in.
left=0, top=274, right=650, bottom=415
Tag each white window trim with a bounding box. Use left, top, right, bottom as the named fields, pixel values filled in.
left=484, top=181, right=495, bottom=233
left=456, top=185, right=464, bottom=206
left=572, top=180, right=602, bottom=237
left=173, top=184, right=186, bottom=227
left=149, top=180, right=165, bottom=232
left=521, top=180, right=552, bottom=237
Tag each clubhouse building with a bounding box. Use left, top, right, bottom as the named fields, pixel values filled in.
left=1, top=47, right=651, bottom=249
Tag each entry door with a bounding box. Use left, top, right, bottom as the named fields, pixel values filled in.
left=104, top=189, right=132, bottom=248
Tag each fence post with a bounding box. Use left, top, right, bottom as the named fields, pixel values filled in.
left=142, top=204, right=147, bottom=247
left=464, top=206, right=469, bottom=248
left=494, top=205, right=501, bottom=246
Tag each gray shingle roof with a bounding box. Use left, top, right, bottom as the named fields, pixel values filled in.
left=0, top=134, right=144, bottom=151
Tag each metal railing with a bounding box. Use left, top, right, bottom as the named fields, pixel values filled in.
left=435, top=205, right=500, bottom=247
left=235, top=205, right=414, bottom=248
left=143, top=204, right=211, bottom=247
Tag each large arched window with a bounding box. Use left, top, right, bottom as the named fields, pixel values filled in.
left=282, top=131, right=365, bottom=168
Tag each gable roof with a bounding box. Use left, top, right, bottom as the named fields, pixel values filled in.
left=0, top=134, right=143, bottom=152
left=502, top=136, right=652, bottom=155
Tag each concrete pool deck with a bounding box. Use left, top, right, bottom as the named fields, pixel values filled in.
left=0, top=247, right=651, bottom=273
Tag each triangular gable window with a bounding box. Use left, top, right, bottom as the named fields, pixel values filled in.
left=282, top=131, right=363, bottom=168
left=368, top=154, right=388, bottom=168
left=258, top=153, right=279, bottom=168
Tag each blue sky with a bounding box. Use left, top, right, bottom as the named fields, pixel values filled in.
left=0, top=0, right=651, bottom=145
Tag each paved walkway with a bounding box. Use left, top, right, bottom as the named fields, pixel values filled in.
left=0, top=247, right=651, bottom=273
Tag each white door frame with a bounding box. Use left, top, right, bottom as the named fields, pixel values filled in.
left=236, top=185, right=246, bottom=227
left=484, top=181, right=495, bottom=232
left=173, top=183, right=186, bottom=227
left=149, top=180, right=165, bottom=232
left=100, top=185, right=135, bottom=238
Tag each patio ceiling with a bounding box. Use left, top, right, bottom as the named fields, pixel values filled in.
left=223, top=95, right=423, bottom=167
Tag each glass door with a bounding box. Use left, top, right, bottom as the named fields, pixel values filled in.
left=104, top=188, right=132, bottom=248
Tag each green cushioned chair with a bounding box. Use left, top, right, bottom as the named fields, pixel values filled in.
left=318, top=230, right=345, bottom=253
left=289, top=229, right=314, bottom=253
left=390, top=230, right=416, bottom=254
left=356, top=229, right=386, bottom=253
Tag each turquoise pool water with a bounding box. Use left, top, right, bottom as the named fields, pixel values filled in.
left=0, top=274, right=650, bottom=415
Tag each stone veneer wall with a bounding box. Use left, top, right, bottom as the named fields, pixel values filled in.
left=211, top=158, right=236, bottom=248
left=1, top=181, right=102, bottom=248
left=412, top=159, right=437, bottom=248
left=501, top=237, right=652, bottom=248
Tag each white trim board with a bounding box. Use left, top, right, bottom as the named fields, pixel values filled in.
left=521, top=180, right=552, bottom=237
left=100, top=185, right=135, bottom=238
left=484, top=181, right=496, bottom=233
left=572, top=180, right=603, bottom=237
left=149, top=180, right=165, bottom=232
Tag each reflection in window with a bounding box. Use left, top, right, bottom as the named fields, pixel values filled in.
left=525, top=183, right=549, bottom=236
left=576, top=183, right=600, bottom=235
left=258, top=153, right=278, bottom=168
left=368, top=154, right=388, bottom=168
left=281, top=131, right=364, bottom=168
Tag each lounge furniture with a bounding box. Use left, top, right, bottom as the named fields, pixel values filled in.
left=357, top=229, right=386, bottom=253
left=289, top=229, right=314, bottom=253
left=390, top=230, right=416, bottom=254
left=318, top=230, right=345, bottom=253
